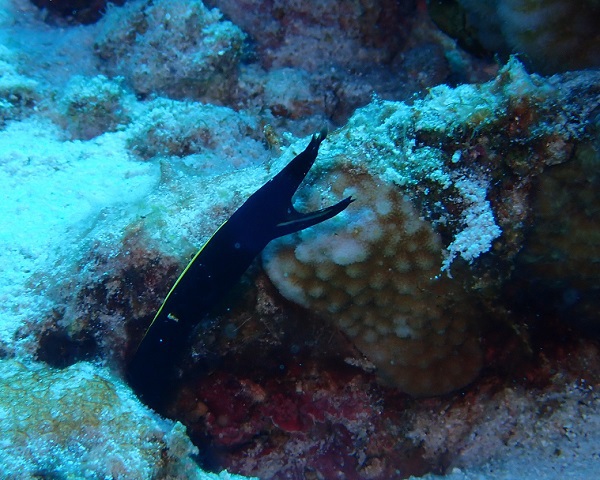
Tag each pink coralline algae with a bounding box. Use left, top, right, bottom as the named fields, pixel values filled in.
left=172, top=361, right=429, bottom=479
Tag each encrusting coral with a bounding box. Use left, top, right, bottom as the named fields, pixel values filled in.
left=263, top=171, right=482, bottom=396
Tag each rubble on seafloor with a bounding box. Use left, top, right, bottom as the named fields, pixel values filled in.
left=1, top=0, right=600, bottom=478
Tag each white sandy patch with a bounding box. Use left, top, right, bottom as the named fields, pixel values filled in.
left=0, top=117, right=158, bottom=352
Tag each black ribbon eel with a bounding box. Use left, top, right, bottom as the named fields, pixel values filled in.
left=127, top=129, right=353, bottom=409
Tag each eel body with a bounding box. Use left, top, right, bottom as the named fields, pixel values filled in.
left=127, top=130, right=353, bottom=408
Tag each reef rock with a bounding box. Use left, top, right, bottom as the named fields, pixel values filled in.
left=94, top=0, right=246, bottom=100
left=0, top=358, right=251, bottom=479
left=429, top=0, right=600, bottom=74
left=0, top=45, right=38, bottom=126
left=263, top=58, right=600, bottom=396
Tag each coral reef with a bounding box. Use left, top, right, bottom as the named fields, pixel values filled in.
left=0, top=358, right=247, bottom=479
left=429, top=0, right=600, bottom=74
left=262, top=58, right=600, bottom=397
left=205, top=0, right=415, bottom=71
left=405, top=337, right=600, bottom=479
left=176, top=364, right=392, bottom=479
left=166, top=303, right=600, bottom=479
left=207, top=0, right=465, bottom=130
left=38, top=228, right=181, bottom=369
left=158, top=275, right=434, bottom=479
left=94, top=0, right=246, bottom=100
left=0, top=115, right=158, bottom=358
left=27, top=55, right=595, bottom=477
